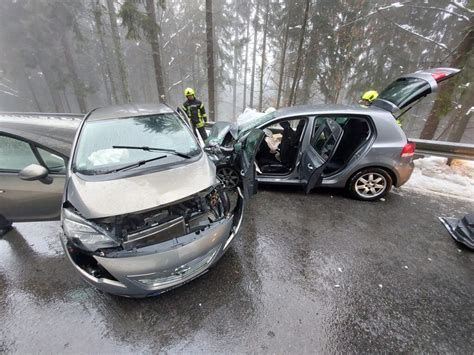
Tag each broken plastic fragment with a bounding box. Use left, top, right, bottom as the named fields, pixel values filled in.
left=428, top=258, right=432, bottom=261
left=403, top=265, right=408, bottom=269
left=380, top=198, right=386, bottom=202
left=337, top=267, right=342, bottom=273
left=378, top=284, right=383, bottom=288
left=334, top=284, right=341, bottom=288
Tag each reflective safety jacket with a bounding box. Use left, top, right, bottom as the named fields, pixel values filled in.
left=183, top=98, right=207, bottom=128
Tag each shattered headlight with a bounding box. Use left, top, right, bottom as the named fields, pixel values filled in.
left=62, top=208, right=119, bottom=252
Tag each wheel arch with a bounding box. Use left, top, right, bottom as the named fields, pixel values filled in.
left=346, top=165, right=398, bottom=188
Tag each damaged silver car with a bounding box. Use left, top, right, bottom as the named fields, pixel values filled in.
left=1, top=104, right=263, bottom=297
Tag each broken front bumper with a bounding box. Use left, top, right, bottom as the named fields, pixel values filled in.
left=60, top=193, right=245, bottom=297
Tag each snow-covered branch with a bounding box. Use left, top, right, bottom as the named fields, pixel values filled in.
left=404, top=4, right=470, bottom=21
left=167, top=73, right=191, bottom=92
left=449, top=1, right=474, bottom=14
left=0, top=81, right=19, bottom=96
left=338, top=0, right=470, bottom=30
left=380, top=14, right=449, bottom=51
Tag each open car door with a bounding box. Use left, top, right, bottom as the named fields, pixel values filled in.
left=300, top=119, right=343, bottom=194
left=372, top=67, right=460, bottom=117
left=238, top=129, right=265, bottom=199
left=0, top=133, right=67, bottom=223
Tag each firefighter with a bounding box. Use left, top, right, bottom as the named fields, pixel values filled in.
left=360, top=90, right=403, bottom=127
left=359, top=90, right=379, bottom=106
left=182, top=88, right=208, bottom=141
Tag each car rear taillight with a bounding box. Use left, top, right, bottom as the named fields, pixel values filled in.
left=431, top=72, right=447, bottom=82
left=401, top=143, right=416, bottom=157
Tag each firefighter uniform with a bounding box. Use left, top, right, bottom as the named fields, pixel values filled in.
left=183, top=88, right=208, bottom=141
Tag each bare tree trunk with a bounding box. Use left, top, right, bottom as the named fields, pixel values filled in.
left=420, top=19, right=473, bottom=139
left=242, top=15, right=251, bottom=110
left=206, top=0, right=216, bottom=121
left=287, top=0, right=310, bottom=106
left=61, top=34, right=88, bottom=113
left=145, top=0, right=166, bottom=103
left=39, top=63, right=64, bottom=112
left=100, top=63, right=113, bottom=105
left=93, top=0, right=118, bottom=104
left=23, top=69, right=42, bottom=111
left=447, top=73, right=473, bottom=144
left=63, top=89, right=72, bottom=113
left=106, top=0, right=131, bottom=103
left=293, top=65, right=304, bottom=105
left=249, top=0, right=259, bottom=108
left=276, top=0, right=291, bottom=109
left=258, top=0, right=270, bottom=112
left=232, top=3, right=239, bottom=119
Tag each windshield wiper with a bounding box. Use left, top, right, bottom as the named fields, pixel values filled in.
left=112, top=145, right=191, bottom=159
left=111, top=155, right=167, bottom=173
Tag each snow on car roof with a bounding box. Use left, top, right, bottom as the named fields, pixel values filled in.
left=87, top=103, right=174, bottom=121
left=273, top=104, right=388, bottom=117
left=0, top=113, right=81, bottom=157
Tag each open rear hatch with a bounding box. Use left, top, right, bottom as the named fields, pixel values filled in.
left=372, top=68, right=460, bottom=117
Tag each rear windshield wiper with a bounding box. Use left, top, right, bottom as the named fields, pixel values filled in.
left=111, top=155, right=167, bottom=173
left=112, top=145, right=191, bottom=159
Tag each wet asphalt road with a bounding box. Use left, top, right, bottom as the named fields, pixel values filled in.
left=1, top=187, right=473, bottom=353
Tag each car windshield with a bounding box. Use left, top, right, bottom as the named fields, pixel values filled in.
left=74, top=113, right=200, bottom=175
left=238, top=111, right=277, bottom=135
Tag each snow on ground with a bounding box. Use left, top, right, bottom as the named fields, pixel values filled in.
left=402, top=157, right=474, bottom=201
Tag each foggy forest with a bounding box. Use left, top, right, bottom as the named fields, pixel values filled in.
left=0, top=0, right=472, bottom=142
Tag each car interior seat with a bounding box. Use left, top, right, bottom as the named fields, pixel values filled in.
left=259, top=120, right=306, bottom=175
left=324, top=119, right=369, bottom=173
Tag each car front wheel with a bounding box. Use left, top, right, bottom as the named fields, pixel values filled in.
left=348, top=168, right=392, bottom=201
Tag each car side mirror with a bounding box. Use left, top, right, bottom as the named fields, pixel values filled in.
left=18, top=164, right=53, bottom=185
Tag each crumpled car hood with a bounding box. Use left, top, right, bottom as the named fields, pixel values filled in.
left=66, top=154, right=216, bottom=219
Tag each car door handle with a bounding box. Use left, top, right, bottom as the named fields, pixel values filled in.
left=307, top=163, right=314, bottom=170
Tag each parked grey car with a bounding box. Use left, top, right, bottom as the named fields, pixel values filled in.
left=208, top=67, right=460, bottom=201
left=0, top=105, right=262, bottom=297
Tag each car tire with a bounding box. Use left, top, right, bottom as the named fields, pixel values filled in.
left=348, top=168, right=392, bottom=201
left=216, top=167, right=240, bottom=189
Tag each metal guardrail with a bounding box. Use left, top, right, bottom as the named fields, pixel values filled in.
left=409, top=138, right=474, bottom=161
left=2, top=113, right=473, bottom=160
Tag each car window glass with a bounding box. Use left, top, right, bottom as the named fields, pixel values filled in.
left=310, top=119, right=343, bottom=161
left=311, top=124, right=332, bottom=154
left=38, top=147, right=66, bottom=173
left=378, top=77, right=430, bottom=108
left=74, top=113, right=201, bottom=175
left=242, top=129, right=264, bottom=172
left=0, top=135, right=39, bottom=171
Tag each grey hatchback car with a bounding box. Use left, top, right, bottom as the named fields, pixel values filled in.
left=208, top=67, right=460, bottom=201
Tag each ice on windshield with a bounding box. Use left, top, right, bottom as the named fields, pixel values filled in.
left=88, top=148, right=129, bottom=167
left=74, top=113, right=200, bottom=174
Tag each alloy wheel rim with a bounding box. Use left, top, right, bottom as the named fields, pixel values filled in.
left=355, top=172, right=387, bottom=198
left=217, top=168, right=239, bottom=188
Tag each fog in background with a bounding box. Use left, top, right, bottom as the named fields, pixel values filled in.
left=0, top=0, right=472, bottom=142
